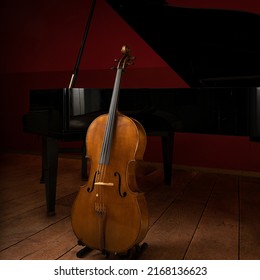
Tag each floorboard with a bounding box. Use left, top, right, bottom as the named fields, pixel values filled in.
left=239, top=176, right=260, bottom=260
left=0, top=152, right=259, bottom=260
left=140, top=173, right=217, bottom=260
left=185, top=175, right=239, bottom=259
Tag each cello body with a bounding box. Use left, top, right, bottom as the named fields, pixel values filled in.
left=71, top=46, right=149, bottom=254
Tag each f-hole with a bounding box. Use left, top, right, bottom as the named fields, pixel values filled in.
left=114, top=172, right=127, bottom=197
left=87, top=170, right=99, bottom=193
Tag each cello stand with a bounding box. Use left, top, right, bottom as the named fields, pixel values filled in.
left=117, top=242, right=148, bottom=259
left=76, top=240, right=148, bottom=259
left=76, top=246, right=93, bottom=258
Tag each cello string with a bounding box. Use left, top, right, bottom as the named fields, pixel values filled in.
left=100, top=68, right=122, bottom=166
left=96, top=66, right=123, bottom=213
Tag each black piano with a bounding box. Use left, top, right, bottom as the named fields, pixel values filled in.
left=23, top=0, right=260, bottom=215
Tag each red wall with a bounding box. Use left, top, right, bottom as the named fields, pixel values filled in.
left=0, top=0, right=259, bottom=172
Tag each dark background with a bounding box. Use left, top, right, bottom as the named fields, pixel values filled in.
left=0, top=0, right=259, bottom=172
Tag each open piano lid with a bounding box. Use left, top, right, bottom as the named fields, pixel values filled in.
left=106, top=0, right=260, bottom=87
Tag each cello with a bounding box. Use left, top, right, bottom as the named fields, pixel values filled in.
left=71, top=46, right=149, bottom=256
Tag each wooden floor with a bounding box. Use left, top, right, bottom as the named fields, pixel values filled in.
left=0, top=152, right=260, bottom=260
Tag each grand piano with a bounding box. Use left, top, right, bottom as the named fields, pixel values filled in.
left=23, top=0, right=260, bottom=215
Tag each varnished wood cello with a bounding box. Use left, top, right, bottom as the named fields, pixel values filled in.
left=71, top=46, right=149, bottom=256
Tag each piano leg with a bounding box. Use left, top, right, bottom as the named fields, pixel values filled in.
left=161, top=132, right=174, bottom=185
left=40, top=146, right=45, bottom=184
left=42, top=136, right=58, bottom=216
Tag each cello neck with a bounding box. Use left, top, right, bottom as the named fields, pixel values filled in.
left=99, top=68, right=123, bottom=165
left=99, top=46, right=135, bottom=165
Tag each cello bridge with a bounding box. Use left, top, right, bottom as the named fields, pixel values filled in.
left=94, top=182, right=114, bottom=187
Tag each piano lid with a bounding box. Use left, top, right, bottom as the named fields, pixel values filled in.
left=106, top=0, right=260, bottom=86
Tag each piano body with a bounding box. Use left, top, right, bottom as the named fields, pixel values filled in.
left=23, top=0, right=260, bottom=215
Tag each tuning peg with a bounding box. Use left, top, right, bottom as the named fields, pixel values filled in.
left=127, top=56, right=136, bottom=65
